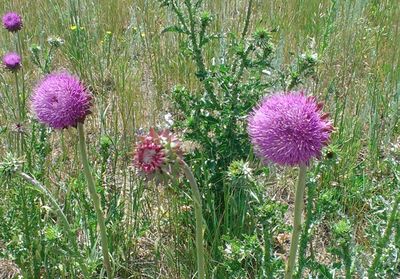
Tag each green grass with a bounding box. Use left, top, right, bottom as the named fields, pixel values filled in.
left=0, top=0, right=399, bottom=278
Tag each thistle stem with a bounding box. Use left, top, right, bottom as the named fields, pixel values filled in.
left=285, top=164, right=307, bottom=279
left=180, top=159, right=205, bottom=279
left=18, top=172, right=89, bottom=277
left=263, top=223, right=273, bottom=279
left=295, top=179, right=316, bottom=278
left=14, top=71, right=22, bottom=156
left=16, top=32, right=26, bottom=120
left=14, top=72, right=21, bottom=120
left=77, top=123, right=112, bottom=279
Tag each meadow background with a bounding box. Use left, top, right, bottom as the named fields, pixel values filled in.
left=0, top=0, right=399, bottom=278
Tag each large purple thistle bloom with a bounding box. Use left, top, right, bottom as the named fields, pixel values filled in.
left=3, top=52, right=21, bottom=71
left=248, top=91, right=333, bottom=166
left=2, top=12, right=23, bottom=32
left=31, top=72, right=92, bottom=129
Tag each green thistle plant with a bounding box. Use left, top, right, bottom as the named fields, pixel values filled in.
left=331, top=219, right=353, bottom=279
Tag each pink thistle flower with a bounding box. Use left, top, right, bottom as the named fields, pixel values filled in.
left=133, top=128, right=182, bottom=176
left=248, top=91, right=333, bottom=166
left=134, top=131, right=165, bottom=174
left=30, top=72, right=92, bottom=129
left=3, top=52, right=21, bottom=71
left=2, top=12, right=23, bottom=32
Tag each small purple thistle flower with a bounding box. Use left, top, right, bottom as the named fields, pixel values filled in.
left=3, top=52, right=21, bottom=71
left=248, top=91, right=333, bottom=166
left=31, top=72, right=92, bottom=129
left=2, top=12, right=23, bottom=32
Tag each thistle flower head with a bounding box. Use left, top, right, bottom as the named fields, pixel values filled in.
left=2, top=12, right=23, bottom=32
left=31, top=72, right=92, bottom=129
left=248, top=91, right=333, bottom=166
left=47, top=36, right=65, bottom=48
left=253, top=28, right=271, bottom=47
left=3, top=52, right=21, bottom=71
left=0, top=153, right=23, bottom=181
left=133, top=128, right=182, bottom=177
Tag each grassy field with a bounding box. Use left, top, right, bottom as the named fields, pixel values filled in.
left=0, top=0, right=399, bottom=278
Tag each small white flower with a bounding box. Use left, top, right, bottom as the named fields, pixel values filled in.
left=224, top=244, right=232, bottom=255
left=262, top=69, right=271, bottom=75
left=164, top=113, right=174, bottom=128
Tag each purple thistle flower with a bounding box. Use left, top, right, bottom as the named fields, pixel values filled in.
left=248, top=91, right=333, bottom=166
left=2, top=52, right=21, bottom=71
left=31, top=72, right=92, bottom=129
left=2, top=12, right=23, bottom=32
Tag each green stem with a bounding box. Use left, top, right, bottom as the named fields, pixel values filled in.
left=241, top=0, right=253, bottom=40
left=285, top=164, right=307, bottom=279
left=180, top=159, right=205, bottom=279
left=14, top=71, right=24, bottom=156
left=77, top=123, right=112, bottom=279
left=18, top=172, right=89, bottom=277
left=343, top=244, right=352, bottom=279
left=44, top=45, right=55, bottom=74
left=368, top=192, right=400, bottom=278
left=19, top=181, right=32, bottom=274
left=16, top=32, right=26, bottom=119
left=183, top=0, right=213, bottom=94
left=295, top=180, right=316, bottom=278
left=263, top=223, right=273, bottom=279
left=232, top=0, right=253, bottom=78
left=170, top=1, right=189, bottom=34
left=14, top=72, right=21, bottom=120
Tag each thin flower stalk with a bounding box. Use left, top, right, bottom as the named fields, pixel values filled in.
left=285, top=164, right=307, bottom=279
left=180, top=159, right=205, bottom=279
left=77, top=123, right=112, bottom=279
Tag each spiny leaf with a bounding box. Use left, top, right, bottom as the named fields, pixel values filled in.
left=161, top=25, right=188, bottom=35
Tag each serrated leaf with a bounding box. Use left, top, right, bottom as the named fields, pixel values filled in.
left=161, top=25, right=188, bottom=35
